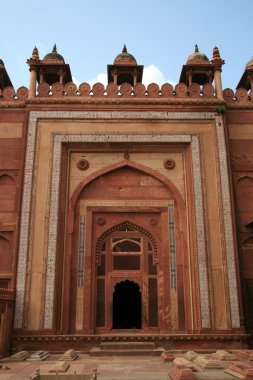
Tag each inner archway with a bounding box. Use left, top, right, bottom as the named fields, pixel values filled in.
left=113, top=280, right=141, bottom=329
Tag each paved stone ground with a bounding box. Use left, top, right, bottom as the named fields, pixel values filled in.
left=0, top=353, right=251, bottom=380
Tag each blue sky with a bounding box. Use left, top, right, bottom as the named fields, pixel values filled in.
left=1, top=0, right=253, bottom=90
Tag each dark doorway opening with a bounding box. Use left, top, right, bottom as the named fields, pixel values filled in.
left=113, top=280, right=141, bottom=329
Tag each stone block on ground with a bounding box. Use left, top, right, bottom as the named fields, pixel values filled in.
left=27, top=350, right=49, bottom=361
left=224, top=361, right=253, bottom=379
left=173, top=358, right=195, bottom=370
left=194, top=355, right=222, bottom=370
left=9, top=350, right=30, bottom=361
left=48, top=360, right=70, bottom=373
left=169, top=363, right=197, bottom=380
left=161, top=351, right=175, bottom=361
left=59, top=349, right=78, bottom=361
left=185, top=351, right=198, bottom=361
left=212, top=350, right=236, bottom=360
left=237, top=350, right=253, bottom=361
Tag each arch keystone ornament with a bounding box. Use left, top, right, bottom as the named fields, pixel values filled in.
left=14, top=111, right=240, bottom=334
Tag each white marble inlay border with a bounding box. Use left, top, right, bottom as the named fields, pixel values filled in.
left=191, top=135, right=210, bottom=327
left=44, top=133, right=196, bottom=328
left=14, top=110, right=239, bottom=331
left=215, top=116, right=240, bottom=328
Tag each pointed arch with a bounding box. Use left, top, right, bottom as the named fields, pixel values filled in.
left=0, top=173, right=15, bottom=185
left=70, top=159, right=185, bottom=210
left=95, top=219, right=159, bottom=264
left=243, top=236, right=253, bottom=245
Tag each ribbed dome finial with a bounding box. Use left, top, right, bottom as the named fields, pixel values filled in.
left=187, top=45, right=209, bottom=63
left=114, top=45, right=137, bottom=65
left=43, top=44, right=64, bottom=62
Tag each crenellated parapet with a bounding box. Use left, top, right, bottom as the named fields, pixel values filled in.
left=1, top=82, right=252, bottom=106
left=36, top=81, right=217, bottom=98
left=0, top=82, right=218, bottom=101
left=223, top=88, right=253, bottom=104
left=0, top=86, right=28, bottom=102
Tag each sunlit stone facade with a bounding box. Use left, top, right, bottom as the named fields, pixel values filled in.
left=0, top=45, right=253, bottom=355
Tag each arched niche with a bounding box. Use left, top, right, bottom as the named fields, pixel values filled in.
left=59, top=160, right=187, bottom=334
left=95, top=221, right=159, bottom=330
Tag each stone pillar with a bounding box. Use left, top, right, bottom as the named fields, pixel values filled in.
left=214, top=68, right=223, bottom=100
left=212, top=46, right=225, bottom=101
left=59, top=74, right=64, bottom=85
left=39, top=71, right=44, bottom=84
left=28, top=67, right=37, bottom=98
left=188, top=70, right=193, bottom=86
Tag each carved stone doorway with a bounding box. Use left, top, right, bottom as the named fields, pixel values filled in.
left=95, top=220, right=159, bottom=332
left=113, top=280, right=141, bottom=329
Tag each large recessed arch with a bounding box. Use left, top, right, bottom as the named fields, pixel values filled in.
left=70, top=159, right=185, bottom=210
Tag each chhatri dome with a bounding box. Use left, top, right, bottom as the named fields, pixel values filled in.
left=43, top=44, right=65, bottom=63
left=187, top=44, right=209, bottom=63
left=114, top=45, right=137, bottom=65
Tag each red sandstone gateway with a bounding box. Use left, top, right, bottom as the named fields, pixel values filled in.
left=0, top=45, right=252, bottom=356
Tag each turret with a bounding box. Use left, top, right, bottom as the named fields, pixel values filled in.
left=179, top=45, right=224, bottom=100
left=107, top=45, right=143, bottom=86
left=27, top=45, right=72, bottom=98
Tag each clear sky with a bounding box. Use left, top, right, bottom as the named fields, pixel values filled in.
left=1, top=0, right=253, bottom=90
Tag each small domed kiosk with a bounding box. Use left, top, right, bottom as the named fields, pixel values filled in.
left=27, top=45, right=72, bottom=96
left=179, top=44, right=213, bottom=86
left=107, top=45, right=143, bottom=86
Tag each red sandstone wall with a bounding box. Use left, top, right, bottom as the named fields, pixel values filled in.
left=0, top=110, right=26, bottom=355
left=227, top=110, right=253, bottom=334
left=0, top=289, right=15, bottom=357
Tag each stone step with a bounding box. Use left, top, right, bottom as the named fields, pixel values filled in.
left=90, top=347, right=164, bottom=356
left=100, top=341, right=156, bottom=350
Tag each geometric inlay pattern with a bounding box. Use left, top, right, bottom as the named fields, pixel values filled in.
left=215, top=116, right=240, bottom=328
left=77, top=215, right=85, bottom=288
left=191, top=135, right=210, bottom=327
left=168, top=201, right=177, bottom=290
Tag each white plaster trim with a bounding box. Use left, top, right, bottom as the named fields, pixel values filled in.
left=14, top=110, right=238, bottom=331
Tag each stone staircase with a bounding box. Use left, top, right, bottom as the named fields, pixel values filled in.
left=89, top=341, right=164, bottom=356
